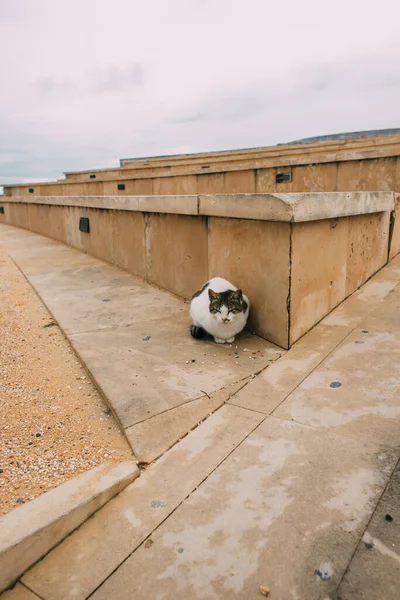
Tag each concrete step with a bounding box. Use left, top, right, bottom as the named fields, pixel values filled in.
left=0, top=224, right=282, bottom=464
left=20, top=404, right=263, bottom=600
left=2, top=225, right=400, bottom=599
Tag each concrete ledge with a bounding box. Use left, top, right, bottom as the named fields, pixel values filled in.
left=1, top=195, right=198, bottom=215
left=0, top=461, right=139, bottom=592
left=199, top=192, right=394, bottom=222
left=1, top=192, right=394, bottom=222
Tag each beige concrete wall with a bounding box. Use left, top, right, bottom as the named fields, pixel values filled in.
left=290, top=212, right=390, bottom=344
left=346, top=212, right=390, bottom=294
left=145, top=214, right=208, bottom=299
left=337, top=158, right=397, bottom=192
left=110, top=210, right=147, bottom=278
left=57, top=134, right=399, bottom=182
left=3, top=203, right=30, bottom=229
left=153, top=175, right=197, bottom=196
left=208, top=218, right=291, bottom=348
left=5, top=153, right=400, bottom=198
left=0, top=192, right=396, bottom=350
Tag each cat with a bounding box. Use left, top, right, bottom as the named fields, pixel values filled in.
left=190, top=277, right=249, bottom=344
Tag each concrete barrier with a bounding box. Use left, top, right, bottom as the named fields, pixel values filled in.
left=0, top=192, right=397, bottom=348
left=0, top=461, right=139, bottom=592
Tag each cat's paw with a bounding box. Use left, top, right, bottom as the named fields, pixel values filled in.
left=226, top=337, right=235, bottom=343
left=214, top=337, right=226, bottom=344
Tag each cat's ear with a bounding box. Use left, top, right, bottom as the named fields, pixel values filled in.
left=232, top=289, right=243, bottom=300
left=208, top=289, right=218, bottom=299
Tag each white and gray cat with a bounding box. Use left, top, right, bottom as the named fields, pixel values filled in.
left=190, top=277, right=249, bottom=344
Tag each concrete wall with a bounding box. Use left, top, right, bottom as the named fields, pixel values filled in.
left=0, top=192, right=397, bottom=349
left=5, top=157, right=400, bottom=198
left=290, top=212, right=390, bottom=344
left=4, top=135, right=400, bottom=197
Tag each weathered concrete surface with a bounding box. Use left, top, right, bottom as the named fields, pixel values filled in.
left=200, top=191, right=394, bottom=222
left=338, top=461, right=400, bottom=599
left=125, top=378, right=251, bottom=464
left=90, top=419, right=397, bottom=600
left=290, top=211, right=390, bottom=344
left=0, top=462, right=139, bottom=592
left=68, top=320, right=279, bottom=433
left=3, top=191, right=395, bottom=221
left=1, top=226, right=400, bottom=599
left=276, top=286, right=400, bottom=448
left=230, top=253, right=400, bottom=415
left=21, top=406, right=263, bottom=600
left=86, top=265, right=400, bottom=600
left=0, top=224, right=282, bottom=462
left=229, top=323, right=349, bottom=413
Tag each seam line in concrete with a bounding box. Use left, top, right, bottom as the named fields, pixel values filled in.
left=20, top=581, right=45, bottom=600
left=86, top=409, right=272, bottom=598
left=126, top=375, right=253, bottom=430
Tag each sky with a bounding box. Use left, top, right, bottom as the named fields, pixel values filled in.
left=0, top=0, right=399, bottom=185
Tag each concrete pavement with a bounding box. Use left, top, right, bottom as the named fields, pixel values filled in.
left=0, top=224, right=282, bottom=464
left=1, top=224, right=400, bottom=599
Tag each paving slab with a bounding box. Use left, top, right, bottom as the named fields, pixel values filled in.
left=338, top=461, right=400, bottom=599
left=28, top=265, right=185, bottom=335
left=0, top=224, right=282, bottom=461
left=90, top=417, right=398, bottom=600
left=321, top=277, right=399, bottom=328
left=22, top=405, right=263, bottom=600
left=69, top=319, right=281, bottom=429
left=4, top=241, right=100, bottom=276
left=229, top=323, right=349, bottom=414
left=126, top=378, right=251, bottom=463
left=229, top=255, right=400, bottom=417
left=275, top=285, right=400, bottom=448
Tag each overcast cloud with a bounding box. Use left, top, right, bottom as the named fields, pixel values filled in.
left=0, top=0, right=399, bottom=184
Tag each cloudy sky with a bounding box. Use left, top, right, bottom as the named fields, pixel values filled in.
left=0, top=0, right=399, bottom=184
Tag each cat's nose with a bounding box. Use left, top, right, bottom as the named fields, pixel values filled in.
left=222, top=318, right=230, bottom=323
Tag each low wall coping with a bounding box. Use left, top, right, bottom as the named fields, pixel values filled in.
left=0, top=192, right=394, bottom=223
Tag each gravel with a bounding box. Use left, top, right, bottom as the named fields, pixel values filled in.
left=0, top=248, right=133, bottom=515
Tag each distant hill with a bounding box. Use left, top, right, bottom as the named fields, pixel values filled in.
left=286, top=129, right=400, bottom=145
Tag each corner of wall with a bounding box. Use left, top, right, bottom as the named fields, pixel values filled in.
left=286, top=222, right=293, bottom=349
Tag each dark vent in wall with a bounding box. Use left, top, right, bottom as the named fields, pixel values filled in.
left=28, top=188, right=34, bottom=193
left=0, top=206, right=4, bottom=214
left=117, top=183, right=125, bottom=191
left=79, top=217, right=90, bottom=233
left=89, top=174, right=96, bottom=179
left=276, top=172, right=292, bottom=183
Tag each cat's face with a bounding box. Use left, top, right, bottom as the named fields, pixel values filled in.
left=208, top=289, right=244, bottom=325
